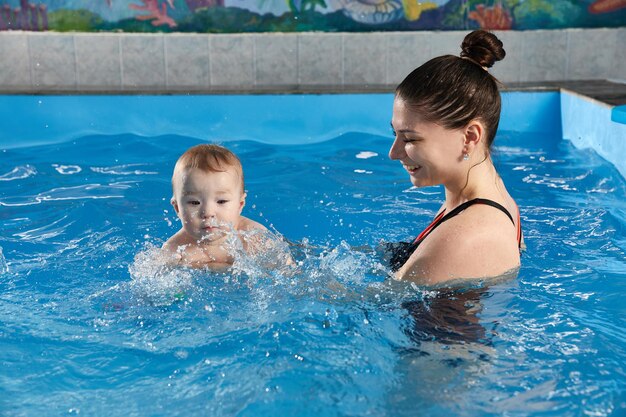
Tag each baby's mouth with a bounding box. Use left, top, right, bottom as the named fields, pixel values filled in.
left=201, top=220, right=222, bottom=231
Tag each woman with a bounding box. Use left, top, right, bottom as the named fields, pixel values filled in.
left=389, top=30, right=523, bottom=284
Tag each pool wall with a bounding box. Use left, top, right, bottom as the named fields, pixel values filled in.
left=561, top=91, right=626, bottom=179
left=0, top=92, right=562, bottom=147
left=0, top=28, right=624, bottom=93
left=1, top=91, right=623, bottom=180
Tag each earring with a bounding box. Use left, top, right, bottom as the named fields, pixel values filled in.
left=463, top=153, right=470, bottom=161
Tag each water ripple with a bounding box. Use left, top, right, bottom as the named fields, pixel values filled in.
left=91, top=164, right=158, bottom=175
left=13, top=215, right=73, bottom=242
left=1, top=131, right=624, bottom=417
left=52, top=164, right=82, bottom=175
left=0, top=182, right=133, bottom=206
left=0, top=165, right=37, bottom=181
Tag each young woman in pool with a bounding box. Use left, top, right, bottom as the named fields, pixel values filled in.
left=388, top=30, right=523, bottom=284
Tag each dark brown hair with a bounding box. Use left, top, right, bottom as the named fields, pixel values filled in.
left=396, top=30, right=506, bottom=149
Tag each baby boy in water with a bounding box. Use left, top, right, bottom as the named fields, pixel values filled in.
left=163, top=144, right=271, bottom=269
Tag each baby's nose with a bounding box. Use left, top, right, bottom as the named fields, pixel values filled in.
left=201, top=205, right=216, bottom=218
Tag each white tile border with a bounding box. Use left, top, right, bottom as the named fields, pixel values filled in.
left=0, top=29, right=623, bottom=93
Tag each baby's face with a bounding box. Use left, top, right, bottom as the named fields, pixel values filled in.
left=172, top=167, right=245, bottom=243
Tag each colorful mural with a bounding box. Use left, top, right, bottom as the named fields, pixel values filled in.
left=0, top=0, right=624, bottom=32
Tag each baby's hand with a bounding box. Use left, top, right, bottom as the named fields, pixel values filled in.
left=240, top=229, right=295, bottom=269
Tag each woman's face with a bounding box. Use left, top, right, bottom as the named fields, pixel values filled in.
left=389, top=97, right=467, bottom=188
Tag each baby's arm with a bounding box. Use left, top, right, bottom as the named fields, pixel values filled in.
left=161, top=231, right=187, bottom=266
left=238, top=216, right=295, bottom=267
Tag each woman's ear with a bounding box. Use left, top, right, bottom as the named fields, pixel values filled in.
left=463, top=120, right=485, bottom=154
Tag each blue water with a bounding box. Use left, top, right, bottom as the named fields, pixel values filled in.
left=0, top=95, right=625, bottom=416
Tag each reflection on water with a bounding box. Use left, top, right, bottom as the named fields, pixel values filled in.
left=403, top=288, right=491, bottom=346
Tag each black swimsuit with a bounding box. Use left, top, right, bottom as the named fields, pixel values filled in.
left=388, top=198, right=522, bottom=272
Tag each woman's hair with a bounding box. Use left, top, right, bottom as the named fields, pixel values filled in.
left=396, top=30, right=506, bottom=149
left=172, top=144, right=244, bottom=193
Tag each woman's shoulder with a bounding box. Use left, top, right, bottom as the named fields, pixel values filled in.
left=441, top=202, right=519, bottom=256
left=398, top=201, right=520, bottom=283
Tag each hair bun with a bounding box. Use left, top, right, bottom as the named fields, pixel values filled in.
left=460, top=30, right=505, bottom=69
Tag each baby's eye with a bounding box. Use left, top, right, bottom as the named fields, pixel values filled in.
left=217, top=199, right=229, bottom=205
left=187, top=200, right=200, bottom=206
left=390, top=128, right=396, bottom=137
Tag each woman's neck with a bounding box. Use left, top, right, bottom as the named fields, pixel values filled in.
left=444, top=155, right=500, bottom=209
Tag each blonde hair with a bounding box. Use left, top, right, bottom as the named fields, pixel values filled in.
left=172, top=144, right=244, bottom=193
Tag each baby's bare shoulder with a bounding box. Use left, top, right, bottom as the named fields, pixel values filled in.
left=238, top=216, right=267, bottom=232
left=162, top=230, right=187, bottom=251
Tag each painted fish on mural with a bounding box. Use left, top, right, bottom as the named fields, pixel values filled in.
left=1, top=0, right=625, bottom=32
left=588, top=0, right=626, bottom=14
left=330, top=0, right=404, bottom=24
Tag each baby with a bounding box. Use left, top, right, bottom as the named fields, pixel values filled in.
left=163, top=144, right=268, bottom=269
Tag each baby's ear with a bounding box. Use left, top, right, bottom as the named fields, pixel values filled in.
left=171, top=198, right=179, bottom=214
left=239, top=192, right=247, bottom=212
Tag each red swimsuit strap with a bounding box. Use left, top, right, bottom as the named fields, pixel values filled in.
left=515, top=203, right=522, bottom=248
left=412, top=199, right=523, bottom=249
left=413, top=210, right=446, bottom=243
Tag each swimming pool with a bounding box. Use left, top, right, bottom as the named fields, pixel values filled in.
left=1, top=94, right=625, bottom=416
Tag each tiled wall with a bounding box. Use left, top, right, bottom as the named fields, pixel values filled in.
left=0, top=28, right=624, bottom=93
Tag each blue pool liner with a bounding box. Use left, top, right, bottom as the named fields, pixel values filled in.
left=611, top=105, right=626, bottom=124
left=561, top=91, right=626, bottom=179
left=0, top=91, right=623, bottom=179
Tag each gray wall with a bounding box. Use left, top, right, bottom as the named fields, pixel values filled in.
left=0, top=28, right=624, bottom=93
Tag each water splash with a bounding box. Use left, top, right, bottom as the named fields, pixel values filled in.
left=128, top=244, right=194, bottom=306
left=231, top=229, right=296, bottom=279
left=0, top=246, right=8, bottom=274
left=318, top=240, right=384, bottom=284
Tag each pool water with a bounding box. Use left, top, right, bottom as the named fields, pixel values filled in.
left=1, top=96, right=625, bottom=416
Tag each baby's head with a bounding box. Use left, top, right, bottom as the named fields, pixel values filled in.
left=171, top=144, right=244, bottom=195
left=171, top=144, right=246, bottom=239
